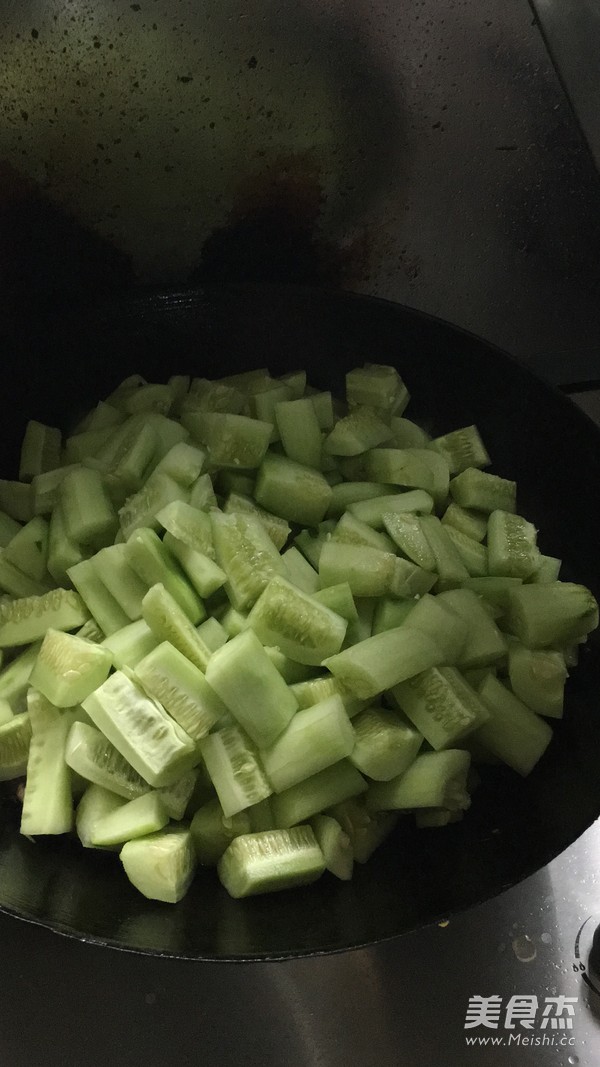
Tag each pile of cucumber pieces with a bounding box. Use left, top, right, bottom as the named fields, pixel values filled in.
left=0, top=364, right=597, bottom=903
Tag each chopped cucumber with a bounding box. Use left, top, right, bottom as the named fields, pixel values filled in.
left=30, top=628, right=112, bottom=707
left=200, top=723, right=272, bottom=817
left=82, top=669, right=197, bottom=788
left=120, top=826, right=197, bottom=903
left=65, top=720, right=151, bottom=800
left=260, top=694, right=354, bottom=792
left=205, top=629, right=298, bottom=748
left=350, top=706, right=423, bottom=780
left=0, top=361, right=597, bottom=905
left=247, top=575, right=347, bottom=666
left=218, top=826, right=325, bottom=898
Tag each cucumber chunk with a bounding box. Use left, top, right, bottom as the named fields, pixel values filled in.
left=276, top=397, right=323, bottom=469
left=76, top=784, right=127, bottom=848
left=218, top=826, right=325, bottom=898
left=255, top=453, right=332, bottom=527
left=310, top=814, right=354, bottom=880
left=349, top=706, right=423, bottom=781
left=190, top=798, right=251, bottom=865
left=82, top=669, right=197, bottom=788
left=429, top=425, right=490, bottom=474
left=392, top=666, right=489, bottom=750
left=323, top=406, right=393, bottom=457
left=476, top=674, right=553, bottom=775
left=346, top=364, right=409, bottom=416
left=66, top=720, right=151, bottom=799
left=260, top=695, right=354, bottom=792
left=125, top=527, right=203, bottom=623
left=450, top=468, right=516, bottom=514
left=271, top=760, right=367, bottom=828
left=224, top=492, right=290, bottom=551
left=30, top=628, right=112, bottom=707
left=508, top=643, right=567, bottom=719
left=0, top=711, right=32, bottom=781
left=90, top=792, right=169, bottom=847
left=101, top=619, right=158, bottom=669
left=120, top=826, right=197, bottom=903
left=323, top=626, right=443, bottom=700
left=246, top=575, right=347, bottom=666
left=503, top=582, right=598, bottom=648
left=211, top=510, right=285, bottom=612
left=0, top=588, right=88, bottom=648
left=200, top=723, right=272, bottom=817
left=205, top=629, right=298, bottom=748
left=487, top=510, right=540, bottom=580
left=136, top=640, right=226, bottom=741
left=367, top=749, right=472, bottom=812
left=20, top=692, right=75, bottom=836
left=348, top=490, right=434, bottom=529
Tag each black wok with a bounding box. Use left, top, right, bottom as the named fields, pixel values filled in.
left=1, top=284, right=599, bottom=960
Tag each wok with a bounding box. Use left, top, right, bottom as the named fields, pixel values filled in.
left=1, top=284, right=599, bottom=961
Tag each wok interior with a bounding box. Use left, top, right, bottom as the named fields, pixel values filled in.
left=1, top=285, right=599, bottom=960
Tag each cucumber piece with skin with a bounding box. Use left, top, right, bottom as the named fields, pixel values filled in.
left=65, top=720, right=151, bottom=799
left=436, top=588, right=507, bottom=668
left=382, top=512, right=436, bottom=571
left=136, top=640, right=226, bottom=741
left=444, top=526, right=488, bottom=577
left=367, top=749, right=472, bottom=812
left=323, top=626, right=444, bottom=700
left=260, top=695, right=355, bottom=793
left=76, top=784, right=127, bottom=848
left=310, top=814, right=354, bottom=880
left=401, top=593, right=468, bottom=665
left=224, top=492, right=291, bottom=551
left=323, top=406, right=393, bottom=457
left=0, top=551, right=51, bottom=598
left=82, top=669, right=197, bottom=788
left=346, top=364, right=409, bottom=417
left=0, top=712, right=32, bottom=781
left=326, top=481, right=392, bottom=519
left=163, top=532, right=226, bottom=599
left=255, top=453, right=332, bottom=527
left=246, top=575, right=347, bottom=666
left=391, top=666, right=490, bottom=750
left=190, top=798, right=252, bottom=865
left=20, top=692, right=75, bottom=836
left=200, top=723, right=272, bottom=818
left=348, top=490, right=434, bottom=529
left=508, top=643, right=568, bottom=719
left=101, top=619, right=158, bottom=669
left=450, top=468, right=516, bottom=514
left=60, top=467, right=117, bottom=547
left=0, top=588, right=88, bottom=648
left=92, top=544, right=150, bottom=621
left=182, top=411, right=272, bottom=469
left=205, top=629, right=298, bottom=748
left=429, top=425, right=490, bottom=474
left=0, top=642, right=40, bottom=711
left=503, top=582, right=598, bottom=649
left=90, top=791, right=169, bottom=847
left=0, top=480, right=34, bottom=523
left=276, top=397, right=323, bottom=469
left=120, top=826, right=197, bottom=903
left=47, top=501, right=89, bottom=586
left=282, top=546, right=321, bottom=595
left=156, top=499, right=214, bottom=557
left=0, top=509, right=22, bottom=547
left=271, top=760, right=367, bottom=829
left=441, top=502, right=488, bottom=543
left=218, top=826, right=325, bottom=898
left=211, top=510, right=285, bottom=612
left=349, top=706, right=423, bottom=780
left=30, top=628, right=112, bottom=707
left=68, top=558, right=130, bottom=637
left=124, top=527, right=204, bottom=624
left=487, top=510, right=540, bottom=580
left=476, top=673, right=553, bottom=775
